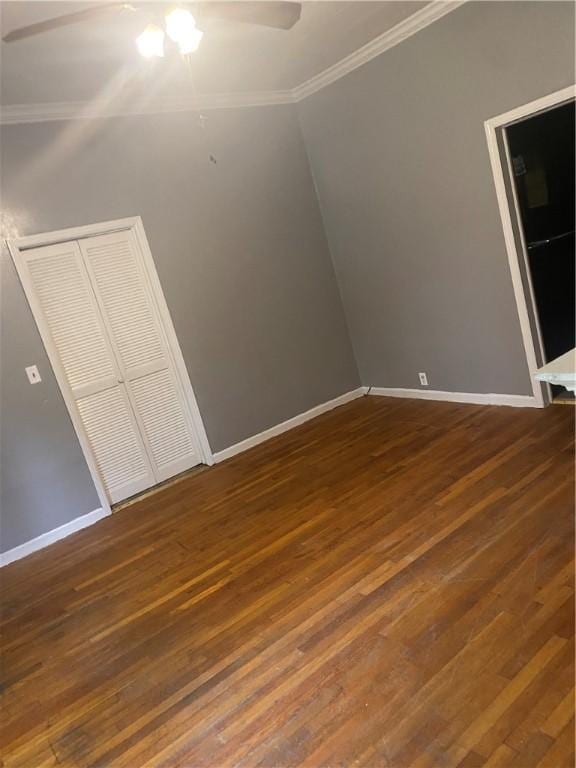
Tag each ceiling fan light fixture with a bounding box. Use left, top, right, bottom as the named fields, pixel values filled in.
left=165, top=8, right=203, bottom=54
left=136, top=23, right=165, bottom=58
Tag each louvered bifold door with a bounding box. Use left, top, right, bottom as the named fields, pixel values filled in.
left=21, top=241, right=156, bottom=503
left=78, top=230, right=202, bottom=483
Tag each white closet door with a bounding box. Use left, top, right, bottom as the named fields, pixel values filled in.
left=79, top=230, right=202, bottom=483
left=22, top=241, right=156, bottom=503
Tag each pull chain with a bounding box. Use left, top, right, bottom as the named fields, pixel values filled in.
left=184, top=54, right=217, bottom=165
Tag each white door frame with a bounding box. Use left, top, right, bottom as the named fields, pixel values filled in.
left=7, top=216, right=214, bottom=517
left=485, top=85, right=576, bottom=408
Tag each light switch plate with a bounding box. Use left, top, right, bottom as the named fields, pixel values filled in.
left=25, top=365, right=41, bottom=384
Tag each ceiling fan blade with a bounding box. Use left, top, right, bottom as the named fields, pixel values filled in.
left=194, top=2, right=301, bottom=30
left=2, top=3, right=133, bottom=43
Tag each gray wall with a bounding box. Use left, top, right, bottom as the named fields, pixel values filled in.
left=1, top=105, right=359, bottom=552
left=298, top=0, right=575, bottom=394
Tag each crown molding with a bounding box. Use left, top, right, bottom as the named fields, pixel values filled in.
left=292, top=0, right=466, bottom=101
left=0, top=1, right=465, bottom=125
left=0, top=90, right=295, bottom=125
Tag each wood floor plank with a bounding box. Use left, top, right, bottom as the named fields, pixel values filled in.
left=1, top=396, right=573, bottom=767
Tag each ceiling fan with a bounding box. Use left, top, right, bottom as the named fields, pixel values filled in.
left=2, top=2, right=303, bottom=57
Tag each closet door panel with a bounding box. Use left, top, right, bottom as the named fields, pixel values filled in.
left=130, top=368, right=199, bottom=481
left=76, top=386, right=153, bottom=503
left=79, top=232, right=166, bottom=377
left=22, top=241, right=156, bottom=504
left=25, top=244, right=116, bottom=394
left=79, top=231, right=201, bottom=480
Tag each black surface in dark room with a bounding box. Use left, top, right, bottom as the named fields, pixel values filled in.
left=508, top=101, right=575, bottom=396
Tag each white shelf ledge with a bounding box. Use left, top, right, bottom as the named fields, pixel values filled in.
left=535, top=348, right=576, bottom=393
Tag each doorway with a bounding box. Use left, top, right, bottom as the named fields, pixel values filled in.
left=485, top=86, right=576, bottom=407
left=507, top=101, right=575, bottom=399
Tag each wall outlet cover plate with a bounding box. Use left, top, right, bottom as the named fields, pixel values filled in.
left=25, top=365, right=41, bottom=384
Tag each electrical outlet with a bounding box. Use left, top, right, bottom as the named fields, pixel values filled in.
left=418, top=372, right=428, bottom=386
left=25, top=365, right=41, bottom=384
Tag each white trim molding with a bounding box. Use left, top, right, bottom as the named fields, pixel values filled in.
left=0, top=507, right=108, bottom=567
left=0, top=91, right=294, bottom=125
left=0, top=2, right=465, bottom=125
left=484, top=85, right=576, bottom=409
left=365, top=387, right=538, bottom=408
left=213, top=388, right=365, bottom=463
left=292, top=1, right=466, bottom=101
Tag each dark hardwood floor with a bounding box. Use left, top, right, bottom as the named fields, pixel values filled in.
left=1, top=396, right=574, bottom=768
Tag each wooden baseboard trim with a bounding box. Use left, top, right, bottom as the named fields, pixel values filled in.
left=0, top=507, right=109, bottom=567
left=364, top=387, right=539, bottom=408
left=213, top=388, right=365, bottom=463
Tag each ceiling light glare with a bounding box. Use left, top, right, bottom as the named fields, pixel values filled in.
left=165, top=8, right=196, bottom=43
left=178, top=26, right=203, bottom=54
left=136, top=24, right=165, bottom=58
left=165, top=8, right=203, bottom=54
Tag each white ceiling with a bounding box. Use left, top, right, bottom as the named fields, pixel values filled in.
left=1, top=1, right=429, bottom=105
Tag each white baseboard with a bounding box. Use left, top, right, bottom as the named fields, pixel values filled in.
left=364, top=387, right=539, bottom=408
left=213, top=387, right=365, bottom=463
left=0, top=506, right=109, bottom=567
